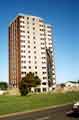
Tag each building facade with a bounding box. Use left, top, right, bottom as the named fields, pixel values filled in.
left=9, top=13, right=56, bottom=92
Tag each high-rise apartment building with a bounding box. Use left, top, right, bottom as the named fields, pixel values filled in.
left=9, top=13, right=56, bottom=92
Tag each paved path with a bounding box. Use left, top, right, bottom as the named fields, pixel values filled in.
left=0, top=104, right=78, bottom=120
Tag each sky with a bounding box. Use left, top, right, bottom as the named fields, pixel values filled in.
left=0, top=0, right=79, bottom=83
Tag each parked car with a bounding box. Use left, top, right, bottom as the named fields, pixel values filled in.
left=72, top=102, right=79, bottom=112
left=66, top=102, right=79, bottom=117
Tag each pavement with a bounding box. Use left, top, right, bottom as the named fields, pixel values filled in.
left=0, top=104, right=78, bottom=120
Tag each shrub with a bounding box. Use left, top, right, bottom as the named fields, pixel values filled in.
left=0, top=82, right=8, bottom=90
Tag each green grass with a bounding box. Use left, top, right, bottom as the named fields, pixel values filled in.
left=0, top=92, right=79, bottom=115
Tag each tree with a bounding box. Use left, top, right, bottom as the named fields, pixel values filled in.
left=0, top=82, right=8, bottom=90
left=19, top=72, right=41, bottom=96
left=19, top=80, right=28, bottom=96
left=34, top=76, right=40, bottom=87
left=60, top=83, right=65, bottom=88
left=77, top=80, right=79, bottom=83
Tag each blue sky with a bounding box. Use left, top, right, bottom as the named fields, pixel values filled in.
left=0, top=0, right=79, bottom=83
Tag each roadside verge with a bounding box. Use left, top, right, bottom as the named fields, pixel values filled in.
left=0, top=103, right=73, bottom=119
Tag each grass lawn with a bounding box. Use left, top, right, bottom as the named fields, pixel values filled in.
left=0, top=92, right=79, bottom=115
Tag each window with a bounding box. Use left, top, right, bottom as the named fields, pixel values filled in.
left=40, top=24, right=44, bottom=27
left=32, top=18, right=35, bottom=21
left=24, top=61, right=26, bottom=63
left=40, top=38, right=43, bottom=40
left=20, top=21, right=25, bottom=24
left=20, top=35, right=25, bottom=38
left=28, top=50, right=31, bottom=53
left=21, top=40, right=25, bottom=43
left=20, top=16, right=24, bottom=19
left=35, top=71, right=37, bottom=74
left=39, top=19, right=43, bottom=22
left=48, top=38, right=51, bottom=41
left=42, top=57, right=46, bottom=59
left=40, top=29, right=44, bottom=31
left=24, top=66, right=26, bottom=69
left=34, top=46, right=36, bottom=49
left=21, top=50, right=25, bottom=53
left=33, top=36, right=35, bottom=39
left=35, top=66, right=37, bottom=69
left=20, top=25, right=25, bottom=28
left=27, top=36, right=30, bottom=39
left=41, top=52, right=45, bottom=54
left=43, top=77, right=47, bottom=79
left=49, top=47, right=52, bottom=50
left=27, top=31, right=29, bottom=34
left=34, top=51, right=36, bottom=54
left=48, top=34, right=51, bottom=36
left=28, top=40, right=30, bottom=43
left=43, top=72, right=46, bottom=74
left=42, top=62, right=46, bottom=64
left=24, top=56, right=26, bottom=58
left=42, top=67, right=46, bottom=69
left=28, top=61, right=31, bottom=63
left=21, top=61, right=26, bottom=63
left=21, top=45, right=25, bottom=48
left=32, top=23, right=35, bottom=25
left=49, top=43, right=52, bottom=45
left=33, top=27, right=35, bottom=30
left=41, top=47, right=45, bottom=49
left=29, top=66, right=31, bottom=69
left=47, top=25, right=52, bottom=28
left=21, top=55, right=26, bottom=58
left=27, top=22, right=29, bottom=24
left=43, top=88, right=46, bottom=92
left=41, top=42, right=45, bottom=45
left=52, top=73, right=55, bottom=75
left=34, top=41, right=36, bottom=44
left=40, top=38, right=45, bottom=40
left=35, top=61, right=37, bottom=64
left=40, top=33, right=44, bottom=36
left=20, top=30, right=25, bottom=33
left=42, top=82, right=46, bottom=85
left=33, top=32, right=35, bottom=35
left=27, top=17, right=29, bottom=20
left=21, top=72, right=26, bottom=74
left=28, top=45, right=30, bottom=48
left=48, top=30, right=51, bottom=33
left=27, top=26, right=29, bottom=29
left=34, top=56, right=37, bottom=59
left=28, top=56, right=31, bottom=58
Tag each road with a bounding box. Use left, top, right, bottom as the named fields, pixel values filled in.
left=0, top=104, right=78, bottom=120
